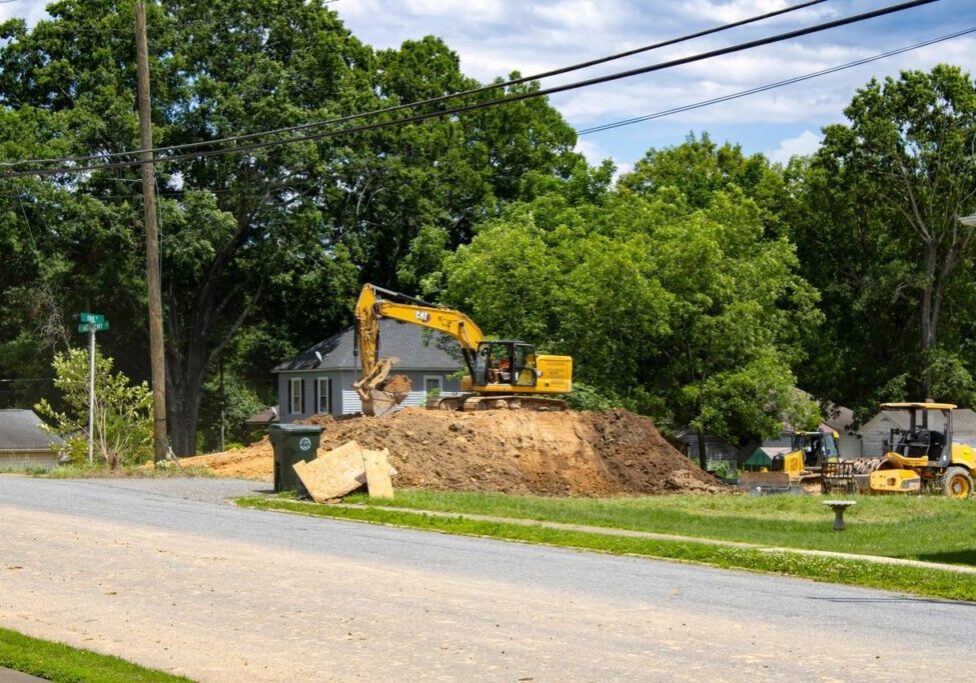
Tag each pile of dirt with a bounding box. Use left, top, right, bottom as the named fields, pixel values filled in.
left=182, top=407, right=724, bottom=496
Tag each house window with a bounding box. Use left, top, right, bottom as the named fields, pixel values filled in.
left=316, top=377, right=332, bottom=414
left=424, top=376, right=443, bottom=395
left=290, top=378, right=304, bottom=415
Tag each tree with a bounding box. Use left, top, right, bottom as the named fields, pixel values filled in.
left=791, top=65, right=976, bottom=407
left=35, top=349, right=153, bottom=468
left=0, top=2, right=580, bottom=454
left=441, top=143, right=818, bottom=466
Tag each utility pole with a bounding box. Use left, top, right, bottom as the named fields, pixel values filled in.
left=135, top=0, right=168, bottom=463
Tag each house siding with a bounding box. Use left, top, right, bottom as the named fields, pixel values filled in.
left=0, top=450, right=58, bottom=470
left=278, top=369, right=460, bottom=422
left=860, top=415, right=898, bottom=457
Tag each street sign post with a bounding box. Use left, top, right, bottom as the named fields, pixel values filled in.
left=76, top=313, right=109, bottom=464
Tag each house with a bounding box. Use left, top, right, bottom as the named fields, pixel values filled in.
left=822, top=403, right=861, bottom=458
left=674, top=430, right=739, bottom=467
left=0, top=409, right=64, bottom=470
left=859, top=407, right=976, bottom=457
left=272, top=319, right=463, bottom=422
left=244, top=405, right=279, bottom=441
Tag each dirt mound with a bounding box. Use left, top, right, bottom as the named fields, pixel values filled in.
left=184, top=408, right=723, bottom=496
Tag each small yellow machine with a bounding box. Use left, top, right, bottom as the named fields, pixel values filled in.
left=353, top=283, right=573, bottom=415
left=740, top=429, right=839, bottom=491
left=869, top=402, right=975, bottom=498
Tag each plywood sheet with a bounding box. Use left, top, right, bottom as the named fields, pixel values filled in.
left=362, top=448, right=394, bottom=500
left=293, top=441, right=366, bottom=502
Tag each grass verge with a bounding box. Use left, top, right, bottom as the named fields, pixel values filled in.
left=339, top=489, right=976, bottom=565
left=0, top=626, right=193, bottom=682
left=235, top=495, right=976, bottom=602
left=14, top=464, right=216, bottom=479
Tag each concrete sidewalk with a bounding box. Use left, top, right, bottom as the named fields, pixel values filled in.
left=0, top=668, right=45, bottom=682
left=335, top=502, right=976, bottom=575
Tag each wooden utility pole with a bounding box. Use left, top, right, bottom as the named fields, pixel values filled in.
left=135, top=0, right=168, bottom=463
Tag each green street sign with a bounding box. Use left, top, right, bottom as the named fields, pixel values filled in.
left=77, top=320, right=109, bottom=333
left=78, top=312, right=105, bottom=323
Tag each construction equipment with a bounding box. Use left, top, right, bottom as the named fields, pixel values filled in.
left=353, top=283, right=573, bottom=415
left=739, top=428, right=839, bottom=492
left=868, top=402, right=975, bottom=498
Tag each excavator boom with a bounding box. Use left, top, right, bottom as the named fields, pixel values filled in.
left=353, top=283, right=571, bottom=415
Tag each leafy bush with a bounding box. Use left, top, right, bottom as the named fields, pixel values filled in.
left=35, top=349, right=153, bottom=469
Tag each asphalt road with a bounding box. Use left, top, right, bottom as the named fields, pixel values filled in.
left=1, top=476, right=973, bottom=682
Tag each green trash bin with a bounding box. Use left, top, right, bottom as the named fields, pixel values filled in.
left=269, top=423, right=323, bottom=494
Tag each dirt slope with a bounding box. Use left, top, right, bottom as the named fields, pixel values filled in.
left=181, top=407, right=723, bottom=495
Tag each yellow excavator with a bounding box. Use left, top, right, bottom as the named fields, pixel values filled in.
left=869, top=402, right=975, bottom=498
left=353, top=283, right=573, bottom=415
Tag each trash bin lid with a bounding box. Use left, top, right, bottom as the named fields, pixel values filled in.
left=276, top=424, right=323, bottom=434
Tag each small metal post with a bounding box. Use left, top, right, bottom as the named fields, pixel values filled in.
left=87, top=325, right=96, bottom=464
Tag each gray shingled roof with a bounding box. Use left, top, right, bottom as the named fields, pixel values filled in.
left=273, top=319, right=463, bottom=372
left=0, top=409, right=63, bottom=451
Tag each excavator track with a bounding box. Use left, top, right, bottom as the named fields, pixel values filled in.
left=427, top=394, right=568, bottom=412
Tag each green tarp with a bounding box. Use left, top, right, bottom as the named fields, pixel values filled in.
left=742, top=448, right=773, bottom=471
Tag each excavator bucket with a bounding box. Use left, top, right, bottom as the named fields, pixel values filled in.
left=365, top=390, right=405, bottom=417
left=353, top=357, right=412, bottom=416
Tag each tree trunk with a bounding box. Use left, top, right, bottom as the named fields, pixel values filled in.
left=697, top=428, right=708, bottom=472
left=167, top=344, right=208, bottom=457
left=920, top=240, right=938, bottom=396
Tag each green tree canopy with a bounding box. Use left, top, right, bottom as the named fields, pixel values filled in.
left=0, top=0, right=580, bottom=454
left=789, top=64, right=976, bottom=412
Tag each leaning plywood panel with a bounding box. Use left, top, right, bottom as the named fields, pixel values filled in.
left=362, top=448, right=394, bottom=500
left=293, top=441, right=366, bottom=502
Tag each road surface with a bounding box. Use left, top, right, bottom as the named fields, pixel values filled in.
left=1, top=476, right=973, bottom=681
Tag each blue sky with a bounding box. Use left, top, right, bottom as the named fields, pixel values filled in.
left=3, top=1, right=975, bottom=173
left=336, top=0, right=976, bottom=173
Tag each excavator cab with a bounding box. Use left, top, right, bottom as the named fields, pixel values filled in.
left=791, top=430, right=839, bottom=468
left=473, top=341, right=538, bottom=388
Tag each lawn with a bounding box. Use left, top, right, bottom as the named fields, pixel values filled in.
left=0, top=627, right=193, bottom=682
left=236, top=487, right=976, bottom=601
left=342, top=489, right=976, bottom=566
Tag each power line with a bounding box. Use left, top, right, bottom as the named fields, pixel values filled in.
left=578, top=25, right=976, bottom=136
left=0, top=0, right=942, bottom=178
left=1, top=0, right=830, bottom=169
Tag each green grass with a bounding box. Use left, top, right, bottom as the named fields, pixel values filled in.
left=32, top=463, right=215, bottom=479
left=237, top=489, right=976, bottom=598
left=338, top=489, right=976, bottom=565
left=0, top=626, right=193, bottom=682
left=235, top=495, right=976, bottom=602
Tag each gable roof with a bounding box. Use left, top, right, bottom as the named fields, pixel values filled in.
left=864, top=408, right=976, bottom=434
left=273, top=319, right=463, bottom=372
left=0, top=409, right=63, bottom=451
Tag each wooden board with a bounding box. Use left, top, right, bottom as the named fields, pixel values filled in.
left=293, top=441, right=366, bottom=503
left=315, top=440, right=362, bottom=462
left=362, top=448, right=394, bottom=500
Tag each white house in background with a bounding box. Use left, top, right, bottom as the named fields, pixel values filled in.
left=858, top=407, right=976, bottom=457
left=272, top=319, right=463, bottom=422
left=823, top=403, right=861, bottom=458
left=0, top=409, right=63, bottom=470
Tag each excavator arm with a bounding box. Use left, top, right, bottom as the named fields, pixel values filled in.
left=353, top=284, right=486, bottom=415
left=353, top=283, right=571, bottom=415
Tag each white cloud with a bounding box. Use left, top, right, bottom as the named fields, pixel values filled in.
left=0, top=0, right=49, bottom=25
left=767, top=129, right=822, bottom=164
left=575, top=138, right=632, bottom=180
left=679, top=0, right=836, bottom=24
